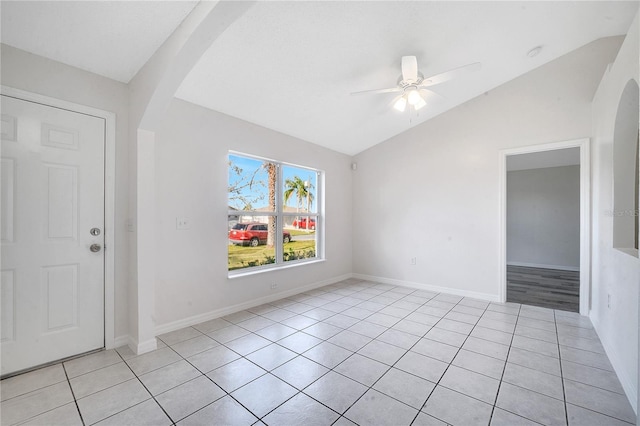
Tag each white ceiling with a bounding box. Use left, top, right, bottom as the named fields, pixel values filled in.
left=507, top=147, right=580, bottom=172
left=1, top=1, right=198, bottom=83
left=2, top=1, right=638, bottom=155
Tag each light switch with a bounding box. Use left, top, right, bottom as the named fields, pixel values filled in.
left=176, top=217, right=190, bottom=230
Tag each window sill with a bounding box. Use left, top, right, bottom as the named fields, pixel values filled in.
left=228, top=258, right=326, bottom=279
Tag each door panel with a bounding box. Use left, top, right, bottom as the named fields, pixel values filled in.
left=1, top=157, right=15, bottom=243
left=1, top=95, right=105, bottom=376
left=42, top=264, right=78, bottom=331
left=1, top=270, right=15, bottom=342
left=45, top=164, right=78, bottom=240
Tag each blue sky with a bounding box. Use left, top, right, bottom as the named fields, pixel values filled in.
left=228, top=154, right=317, bottom=211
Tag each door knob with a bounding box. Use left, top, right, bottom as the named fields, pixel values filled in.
left=89, top=243, right=102, bottom=253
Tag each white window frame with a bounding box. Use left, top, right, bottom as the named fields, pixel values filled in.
left=228, top=151, right=324, bottom=277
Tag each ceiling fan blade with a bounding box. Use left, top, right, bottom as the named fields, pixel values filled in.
left=401, top=56, right=418, bottom=82
left=419, top=88, right=444, bottom=101
left=350, top=87, right=402, bottom=96
left=420, top=62, right=481, bottom=87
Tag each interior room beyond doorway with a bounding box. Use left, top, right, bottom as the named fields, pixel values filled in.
left=505, top=147, right=581, bottom=313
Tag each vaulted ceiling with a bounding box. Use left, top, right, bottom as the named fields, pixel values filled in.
left=2, top=1, right=637, bottom=155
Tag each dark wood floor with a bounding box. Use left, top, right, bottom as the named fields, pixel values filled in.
left=506, top=265, right=579, bottom=312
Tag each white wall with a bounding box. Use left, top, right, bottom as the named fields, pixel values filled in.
left=1, top=45, right=131, bottom=341
left=352, top=36, right=622, bottom=300
left=507, top=165, right=580, bottom=270
left=590, top=13, right=639, bottom=413
left=152, top=99, right=353, bottom=329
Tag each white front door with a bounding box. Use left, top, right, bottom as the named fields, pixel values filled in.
left=1, top=95, right=105, bottom=376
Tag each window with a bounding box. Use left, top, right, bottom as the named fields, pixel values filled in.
left=228, top=152, right=322, bottom=273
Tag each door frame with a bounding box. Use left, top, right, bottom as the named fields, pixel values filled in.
left=498, top=138, right=591, bottom=315
left=2, top=85, right=117, bottom=349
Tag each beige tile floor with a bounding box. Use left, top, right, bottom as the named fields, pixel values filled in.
left=0, top=278, right=636, bottom=425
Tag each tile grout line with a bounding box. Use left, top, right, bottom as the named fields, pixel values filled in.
left=165, top=282, right=384, bottom=424
left=328, top=286, right=443, bottom=424
left=274, top=286, right=386, bottom=424
left=252, top=281, right=390, bottom=424
left=555, top=309, right=570, bottom=426
left=287, top=284, right=429, bottom=424
left=351, top=292, right=489, bottom=424
left=332, top=288, right=440, bottom=425
left=64, top=363, right=87, bottom=426
left=162, top=327, right=318, bottom=425
left=404, top=295, right=478, bottom=425
left=487, top=302, right=521, bottom=425
left=159, top=337, right=263, bottom=425
left=0, top=367, right=84, bottom=425
left=546, top=312, right=631, bottom=424
left=487, top=325, right=626, bottom=421
left=342, top=290, right=523, bottom=424
left=254, top=283, right=440, bottom=424
left=418, top=295, right=499, bottom=425
left=113, top=346, right=178, bottom=426
left=64, top=355, right=147, bottom=425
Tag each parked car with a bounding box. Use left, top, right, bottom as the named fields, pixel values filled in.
left=292, top=217, right=316, bottom=230
left=229, top=222, right=292, bottom=247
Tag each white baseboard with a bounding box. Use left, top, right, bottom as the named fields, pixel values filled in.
left=507, top=261, right=580, bottom=272
left=352, top=273, right=500, bottom=303
left=590, top=315, right=638, bottom=414
left=155, top=273, right=353, bottom=336
left=111, top=334, right=159, bottom=357
left=127, top=336, right=158, bottom=356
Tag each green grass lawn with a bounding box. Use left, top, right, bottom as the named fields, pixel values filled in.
left=287, top=229, right=316, bottom=237
left=228, top=240, right=316, bottom=270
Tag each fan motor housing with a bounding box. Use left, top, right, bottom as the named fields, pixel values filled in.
left=397, top=72, right=425, bottom=88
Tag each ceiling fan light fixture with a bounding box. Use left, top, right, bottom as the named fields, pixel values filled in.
left=407, top=89, right=422, bottom=106
left=393, top=96, right=407, bottom=112
left=351, top=55, right=480, bottom=115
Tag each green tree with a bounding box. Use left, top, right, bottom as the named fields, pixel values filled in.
left=284, top=176, right=306, bottom=214
left=284, top=176, right=314, bottom=229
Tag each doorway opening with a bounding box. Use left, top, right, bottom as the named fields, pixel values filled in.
left=499, top=139, right=590, bottom=314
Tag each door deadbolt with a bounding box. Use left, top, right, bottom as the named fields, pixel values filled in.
left=90, top=228, right=101, bottom=236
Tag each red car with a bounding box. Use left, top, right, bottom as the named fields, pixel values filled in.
left=292, top=218, right=316, bottom=230
left=229, top=222, right=291, bottom=247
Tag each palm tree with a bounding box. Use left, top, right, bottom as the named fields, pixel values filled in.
left=284, top=176, right=306, bottom=212
left=266, top=162, right=277, bottom=247
left=284, top=176, right=314, bottom=228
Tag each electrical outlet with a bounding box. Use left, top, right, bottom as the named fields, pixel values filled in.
left=270, top=283, right=278, bottom=290
left=607, top=294, right=611, bottom=309
left=176, top=217, right=190, bottom=230
left=410, top=257, right=417, bottom=265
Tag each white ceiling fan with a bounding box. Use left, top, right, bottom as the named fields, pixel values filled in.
left=351, top=56, right=481, bottom=112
